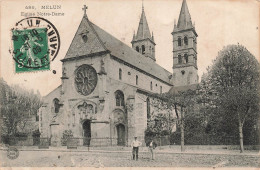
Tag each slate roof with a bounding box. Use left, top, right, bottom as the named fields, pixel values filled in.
left=43, top=85, right=61, bottom=102
left=175, top=0, right=193, bottom=30
left=168, top=83, right=199, bottom=95
left=133, top=7, right=152, bottom=41
left=91, top=21, right=172, bottom=85
left=63, top=17, right=107, bottom=59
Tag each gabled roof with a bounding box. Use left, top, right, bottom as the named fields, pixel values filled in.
left=64, top=16, right=108, bottom=59
left=62, top=16, right=173, bottom=85
left=134, top=7, right=152, bottom=41
left=176, top=0, right=193, bottom=30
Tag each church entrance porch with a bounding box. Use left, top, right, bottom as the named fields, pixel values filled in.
left=82, top=120, right=91, bottom=146
left=116, top=123, right=125, bottom=146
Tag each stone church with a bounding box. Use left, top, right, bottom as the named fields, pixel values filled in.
left=38, top=0, right=199, bottom=146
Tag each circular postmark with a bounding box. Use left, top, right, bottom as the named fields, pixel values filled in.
left=10, top=17, right=60, bottom=73
left=7, top=147, right=19, bottom=160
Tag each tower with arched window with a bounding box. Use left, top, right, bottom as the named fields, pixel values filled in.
left=131, top=4, right=156, bottom=61
left=172, top=0, right=198, bottom=86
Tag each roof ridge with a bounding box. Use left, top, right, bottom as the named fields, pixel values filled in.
left=90, top=22, right=173, bottom=84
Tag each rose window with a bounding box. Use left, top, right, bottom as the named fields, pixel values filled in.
left=74, top=64, right=97, bottom=96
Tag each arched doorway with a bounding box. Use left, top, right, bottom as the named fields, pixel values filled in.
left=116, top=124, right=125, bottom=146
left=83, top=120, right=91, bottom=146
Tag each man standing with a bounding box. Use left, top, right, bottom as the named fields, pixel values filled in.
left=148, top=139, right=157, bottom=160
left=131, top=136, right=142, bottom=161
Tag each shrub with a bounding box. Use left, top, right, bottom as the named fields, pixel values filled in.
left=61, top=130, right=73, bottom=146
left=144, top=128, right=157, bottom=146
left=32, top=129, right=41, bottom=138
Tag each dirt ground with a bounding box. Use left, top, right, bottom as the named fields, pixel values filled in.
left=0, top=150, right=259, bottom=167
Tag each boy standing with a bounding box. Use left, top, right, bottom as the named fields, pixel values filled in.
left=148, top=139, right=157, bottom=160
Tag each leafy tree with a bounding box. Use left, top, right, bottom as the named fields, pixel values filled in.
left=0, top=78, right=42, bottom=141
left=148, top=86, right=197, bottom=151
left=204, top=45, right=260, bottom=152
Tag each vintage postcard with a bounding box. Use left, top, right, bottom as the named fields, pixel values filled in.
left=0, top=0, right=259, bottom=169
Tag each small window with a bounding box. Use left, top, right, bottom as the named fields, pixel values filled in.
left=160, top=86, right=162, bottom=94
left=178, top=37, right=182, bottom=46
left=53, top=98, right=60, bottom=113
left=136, top=75, right=138, bottom=85
left=184, top=36, right=188, bottom=45
left=150, top=81, right=153, bottom=91
left=147, top=98, right=150, bottom=120
left=184, top=54, right=188, bottom=63
left=142, top=45, right=145, bottom=54
left=115, top=90, right=125, bottom=106
left=119, top=68, right=122, bottom=80
left=82, top=34, right=88, bottom=43
left=136, top=46, right=139, bottom=52
left=178, top=55, right=182, bottom=64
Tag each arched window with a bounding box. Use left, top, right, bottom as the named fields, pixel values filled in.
left=53, top=98, right=60, bottom=113
left=178, top=54, right=182, bottom=64
left=178, top=37, right=182, bottom=46
left=150, top=81, right=153, bottom=91
left=184, top=36, right=188, bottom=45
left=136, top=75, right=138, bottom=85
left=147, top=98, right=150, bottom=120
left=184, top=54, right=188, bottom=63
left=119, top=68, right=122, bottom=80
left=142, top=45, right=145, bottom=54
left=115, top=90, right=124, bottom=106
left=136, top=46, right=139, bottom=52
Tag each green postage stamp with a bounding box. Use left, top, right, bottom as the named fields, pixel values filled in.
left=12, top=28, right=49, bottom=72
left=11, top=17, right=60, bottom=73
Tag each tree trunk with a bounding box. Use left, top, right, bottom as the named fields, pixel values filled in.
left=238, top=120, right=244, bottom=153
left=180, top=107, right=184, bottom=152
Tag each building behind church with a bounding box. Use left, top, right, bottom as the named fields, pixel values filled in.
left=38, top=0, right=199, bottom=146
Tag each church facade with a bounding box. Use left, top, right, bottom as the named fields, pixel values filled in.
left=38, top=0, right=198, bottom=146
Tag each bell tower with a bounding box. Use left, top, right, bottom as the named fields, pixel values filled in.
left=131, top=4, right=156, bottom=61
left=172, top=0, right=198, bottom=86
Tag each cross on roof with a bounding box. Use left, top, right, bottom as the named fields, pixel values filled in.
left=82, top=5, right=88, bottom=16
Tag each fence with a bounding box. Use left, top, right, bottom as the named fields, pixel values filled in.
left=64, top=137, right=119, bottom=147
left=1, top=136, right=121, bottom=147
left=1, top=136, right=39, bottom=146
left=153, top=136, right=170, bottom=147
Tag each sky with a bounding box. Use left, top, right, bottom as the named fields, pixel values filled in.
left=0, top=0, right=259, bottom=96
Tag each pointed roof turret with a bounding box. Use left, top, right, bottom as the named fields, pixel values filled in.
left=135, top=6, right=152, bottom=41
left=176, top=0, right=193, bottom=29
